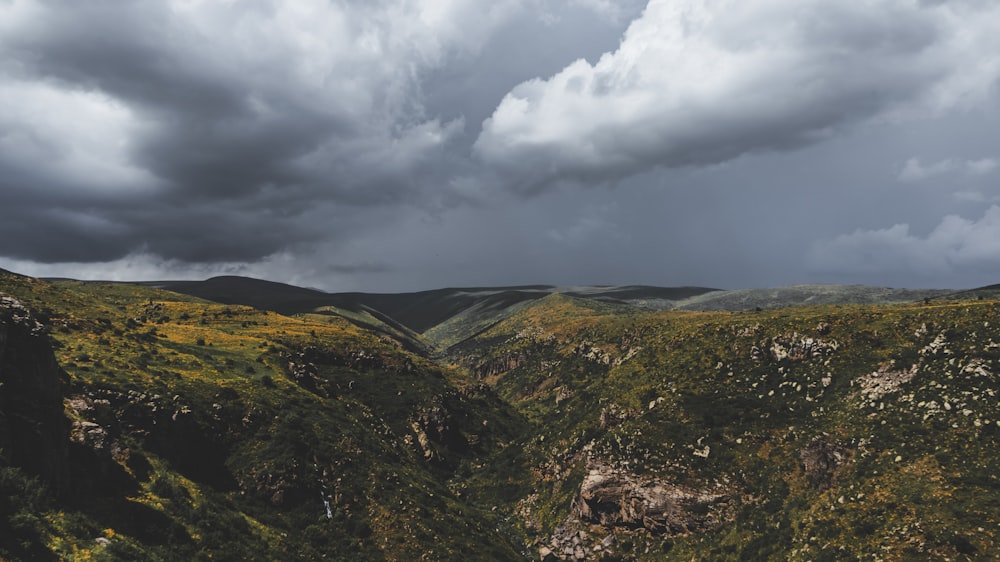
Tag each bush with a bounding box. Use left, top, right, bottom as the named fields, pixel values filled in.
left=0, top=465, right=50, bottom=558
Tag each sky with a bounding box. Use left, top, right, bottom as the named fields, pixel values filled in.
left=1, top=0, right=1000, bottom=293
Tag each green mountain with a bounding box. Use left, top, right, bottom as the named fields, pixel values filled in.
left=3, top=268, right=999, bottom=560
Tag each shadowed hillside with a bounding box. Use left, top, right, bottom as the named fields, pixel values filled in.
left=142, top=278, right=721, bottom=352
left=140, top=277, right=957, bottom=352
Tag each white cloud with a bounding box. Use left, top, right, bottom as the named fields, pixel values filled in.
left=0, top=250, right=339, bottom=290
left=0, top=0, right=527, bottom=199
left=0, top=252, right=242, bottom=282
left=475, top=0, right=1000, bottom=193
left=565, top=0, right=646, bottom=23
left=953, top=191, right=995, bottom=203
left=0, top=0, right=532, bottom=263
left=807, top=205, right=1000, bottom=276
left=0, top=80, right=158, bottom=194
left=897, top=156, right=998, bottom=182
left=966, top=158, right=998, bottom=176
left=897, top=157, right=957, bottom=182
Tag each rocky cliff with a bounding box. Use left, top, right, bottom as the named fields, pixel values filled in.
left=0, top=295, right=70, bottom=494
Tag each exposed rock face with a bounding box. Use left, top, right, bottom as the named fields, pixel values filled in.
left=283, top=345, right=414, bottom=396
left=540, top=462, right=731, bottom=559
left=858, top=363, right=917, bottom=400
left=285, top=357, right=327, bottom=397
left=572, top=463, right=727, bottom=535
left=473, top=351, right=526, bottom=379
left=572, top=341, right=612, bottom=365
left=800, top=438, right=847, bottom=490
left=69, top=387, right=235, bottom=491
left=289, top=345, right=400, bottom=373
left=0, top=295, right=70, bottom=494
left=598, top=404, right=632, bottom=430
left=752, top=332, right=839, bottom=363
left=410, top=405, right=468, bottom=462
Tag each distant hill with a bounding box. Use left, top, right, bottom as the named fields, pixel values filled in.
left=139, top=276, right=332, bottom=315
left=672, top=284, right=952, bottom=311
left=141, top=277, right=720, bottom=343
left=140, top=276, right=963, bottom=342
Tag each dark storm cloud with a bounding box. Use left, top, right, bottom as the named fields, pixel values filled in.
left=0, top=0, right=519, bottom=263
left=0, top=128, right=325, bottom=263
left=325, top=262, right=394, bottom=275
left=5, top=3, right=240, bottom=117
left=2, top=0, right=1000, bottom=291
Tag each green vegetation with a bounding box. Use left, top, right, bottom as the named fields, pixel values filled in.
left=451, top=294, right=1000, bottom=560
left=0, top=271, right=524, bottom=560
left=2, top=268, right=1000, bottom=560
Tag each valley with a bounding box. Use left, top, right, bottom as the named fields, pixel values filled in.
left=2, top=268, right=999, bottom=560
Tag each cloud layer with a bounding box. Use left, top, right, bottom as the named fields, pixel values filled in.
left=475, top=0, right=1000, bottom=193
left=0, top=0, right=525, bottom=263
left=2, top=0, right=1000, bottom=290
left=898, top=157, right=999, bottom=182
left=809, top=206, right=1000, bottom=278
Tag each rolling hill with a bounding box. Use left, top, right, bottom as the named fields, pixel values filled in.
left=3, top=268, right=1000, bottom=560
left=139, top=277, right=954, bottom=351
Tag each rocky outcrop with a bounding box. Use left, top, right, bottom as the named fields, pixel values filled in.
left=286, top=345, right=405, bottom=373
left=752, top=332, right=839, bottom=363
left=540, top=462, right=730, bottom=559
left=799, top=438, right=847, bottom=490
left=66, top=387, right=234, bottom=491
left=598, top=404, right=633, bottom=430
left=0, top=295, right=70, bottom=494
left=473, top=351, right=527, bottom=379
left=857, top=363, right=917, bottom=400
left=285, top=357, right=328, bottom=397
left=283, top=345, right=415, bottom=396
left=572, top=464, right=727, bottom=535
left=572, top=341, right=612, bottom=366
left=410, top=405, right=468, bottom=462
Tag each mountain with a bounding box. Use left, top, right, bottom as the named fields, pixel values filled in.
left=3, top=268, right=1000, bottom=560
left=672, top=283, right=952, bottom=311
left=140, top=278, right=722, bottom=352
left=141, top=277, right=952, bottom=350
left=139, top=276, right=336, bottom=316
left=144, top=277, right=720, bottom=330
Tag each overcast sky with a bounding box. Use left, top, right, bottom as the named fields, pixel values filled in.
left=2, top=0, right=1000, bottom=292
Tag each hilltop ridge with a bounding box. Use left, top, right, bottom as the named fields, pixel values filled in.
left=138, top=276, right=952, bottom=350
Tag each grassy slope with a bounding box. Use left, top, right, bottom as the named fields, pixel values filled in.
left=451, top=293, right=1000, bottom=560
left=4, top=269, right=1000, bottom=560
left=0, top=271, right=526, bottom=561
